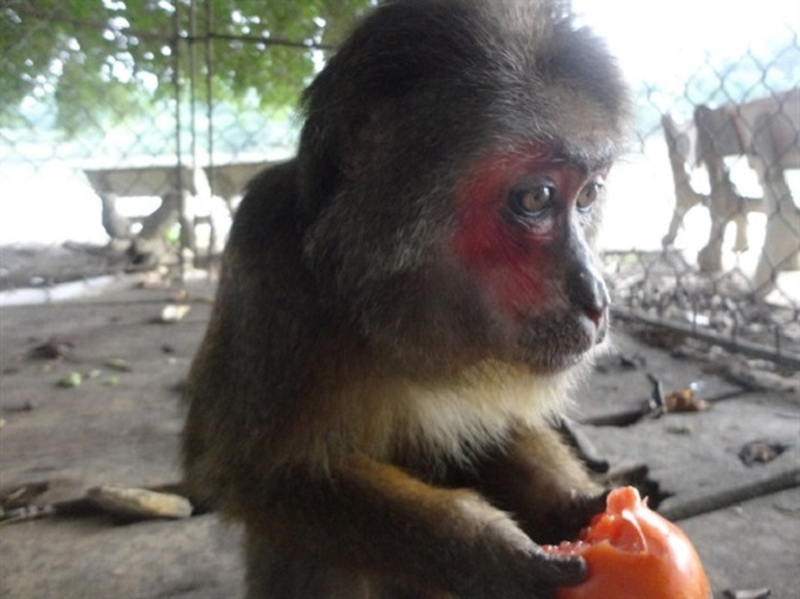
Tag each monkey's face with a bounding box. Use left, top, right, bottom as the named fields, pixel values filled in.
left=304, top=134, right=616, bottom=376
left=450, top=141, right=612, bottom=374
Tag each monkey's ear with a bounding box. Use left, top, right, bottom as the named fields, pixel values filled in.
left=340, top=104, right=396, bottom=179
left=296, top=99, right=394, bottom=221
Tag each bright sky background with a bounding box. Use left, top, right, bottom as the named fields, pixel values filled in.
left=574, top=0, right=798, bottom=84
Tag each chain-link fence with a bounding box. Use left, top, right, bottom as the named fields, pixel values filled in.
left=1, top=0, right=309, bottom=290
left=600, top=17, right=800, bottom=370
left=2, top=1, right=798, bottom=369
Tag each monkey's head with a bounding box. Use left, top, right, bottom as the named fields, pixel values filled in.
left=297, top=0, right=630, bottom=375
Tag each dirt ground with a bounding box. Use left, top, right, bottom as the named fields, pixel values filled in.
left=0, top=271, right=798, bottom=599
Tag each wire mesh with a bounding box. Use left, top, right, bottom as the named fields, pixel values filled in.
left=1, top=0, right=798, bottom=367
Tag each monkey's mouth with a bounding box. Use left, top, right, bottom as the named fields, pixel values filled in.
left=517, top=310, right=607, bottom=373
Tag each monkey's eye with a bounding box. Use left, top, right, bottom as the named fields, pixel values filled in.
left=578, top=181, right=604, bottom=210
left=508, top=183, right=556, bottom=217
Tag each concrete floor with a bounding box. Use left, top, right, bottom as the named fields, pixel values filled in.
left=1, top=276, right=798, bottom=598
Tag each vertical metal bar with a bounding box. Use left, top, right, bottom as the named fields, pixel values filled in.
left=205, top=0, right=215, bottom=207
left=189, top=0, right=198, bottom=171
left=172, top=0, right=185, bottom=283
left=185, top=0, right=199, bottom=274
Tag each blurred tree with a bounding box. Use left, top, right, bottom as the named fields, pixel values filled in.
left=0, top=0, right=373, bottom=134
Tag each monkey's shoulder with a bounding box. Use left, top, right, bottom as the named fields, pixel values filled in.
left=218, top=158, right=315, bottom=295
left=227, top=159, right=303, bottom=252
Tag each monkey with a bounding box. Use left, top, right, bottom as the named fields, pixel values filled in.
left=182, top=0, right=630, bottom=597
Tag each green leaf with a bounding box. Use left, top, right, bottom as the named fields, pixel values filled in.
left=2, top=0, right=371, bottom=133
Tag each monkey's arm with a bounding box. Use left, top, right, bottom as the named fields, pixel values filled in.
left=254, top=453, right=585, bottom=599
left=475, top=426, right=607, bottom=545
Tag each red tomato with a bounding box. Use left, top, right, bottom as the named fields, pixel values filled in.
left=544, top=487, right=710, bottom=599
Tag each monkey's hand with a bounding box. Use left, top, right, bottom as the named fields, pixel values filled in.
left=455, top=534, right=589, bottom=599
left=473, top=426, right=609, bottom=545
left=445, top=489, right=590, bottom=599
left=261, top=454, right=588, bottom=599
left=547, top=489, right=610, bottom=542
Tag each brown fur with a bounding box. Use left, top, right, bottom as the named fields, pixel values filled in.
left=182, top=1, right=629, bottom=597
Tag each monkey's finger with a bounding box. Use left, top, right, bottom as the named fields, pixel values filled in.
left=576, top=489, right=610, bottom=521
left=526, top=548, right=588, bottom=586
left=547, top=490, right=610, bottom=542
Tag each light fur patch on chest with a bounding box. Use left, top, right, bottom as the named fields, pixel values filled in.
left=397, top=361, right=574, bottom=463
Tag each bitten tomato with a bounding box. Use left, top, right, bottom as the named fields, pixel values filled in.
left=544, top=487, right=710, bottom=599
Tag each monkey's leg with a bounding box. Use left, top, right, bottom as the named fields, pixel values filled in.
left=246, top=454, right=585, bottom=599
left=475, top=425, right=606, bottom=544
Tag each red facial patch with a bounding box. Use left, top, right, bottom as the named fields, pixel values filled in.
left=450, top=144, right=587, bottom=319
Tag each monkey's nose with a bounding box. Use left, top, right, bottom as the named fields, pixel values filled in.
left=568, top=269, right=609, bottom=327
